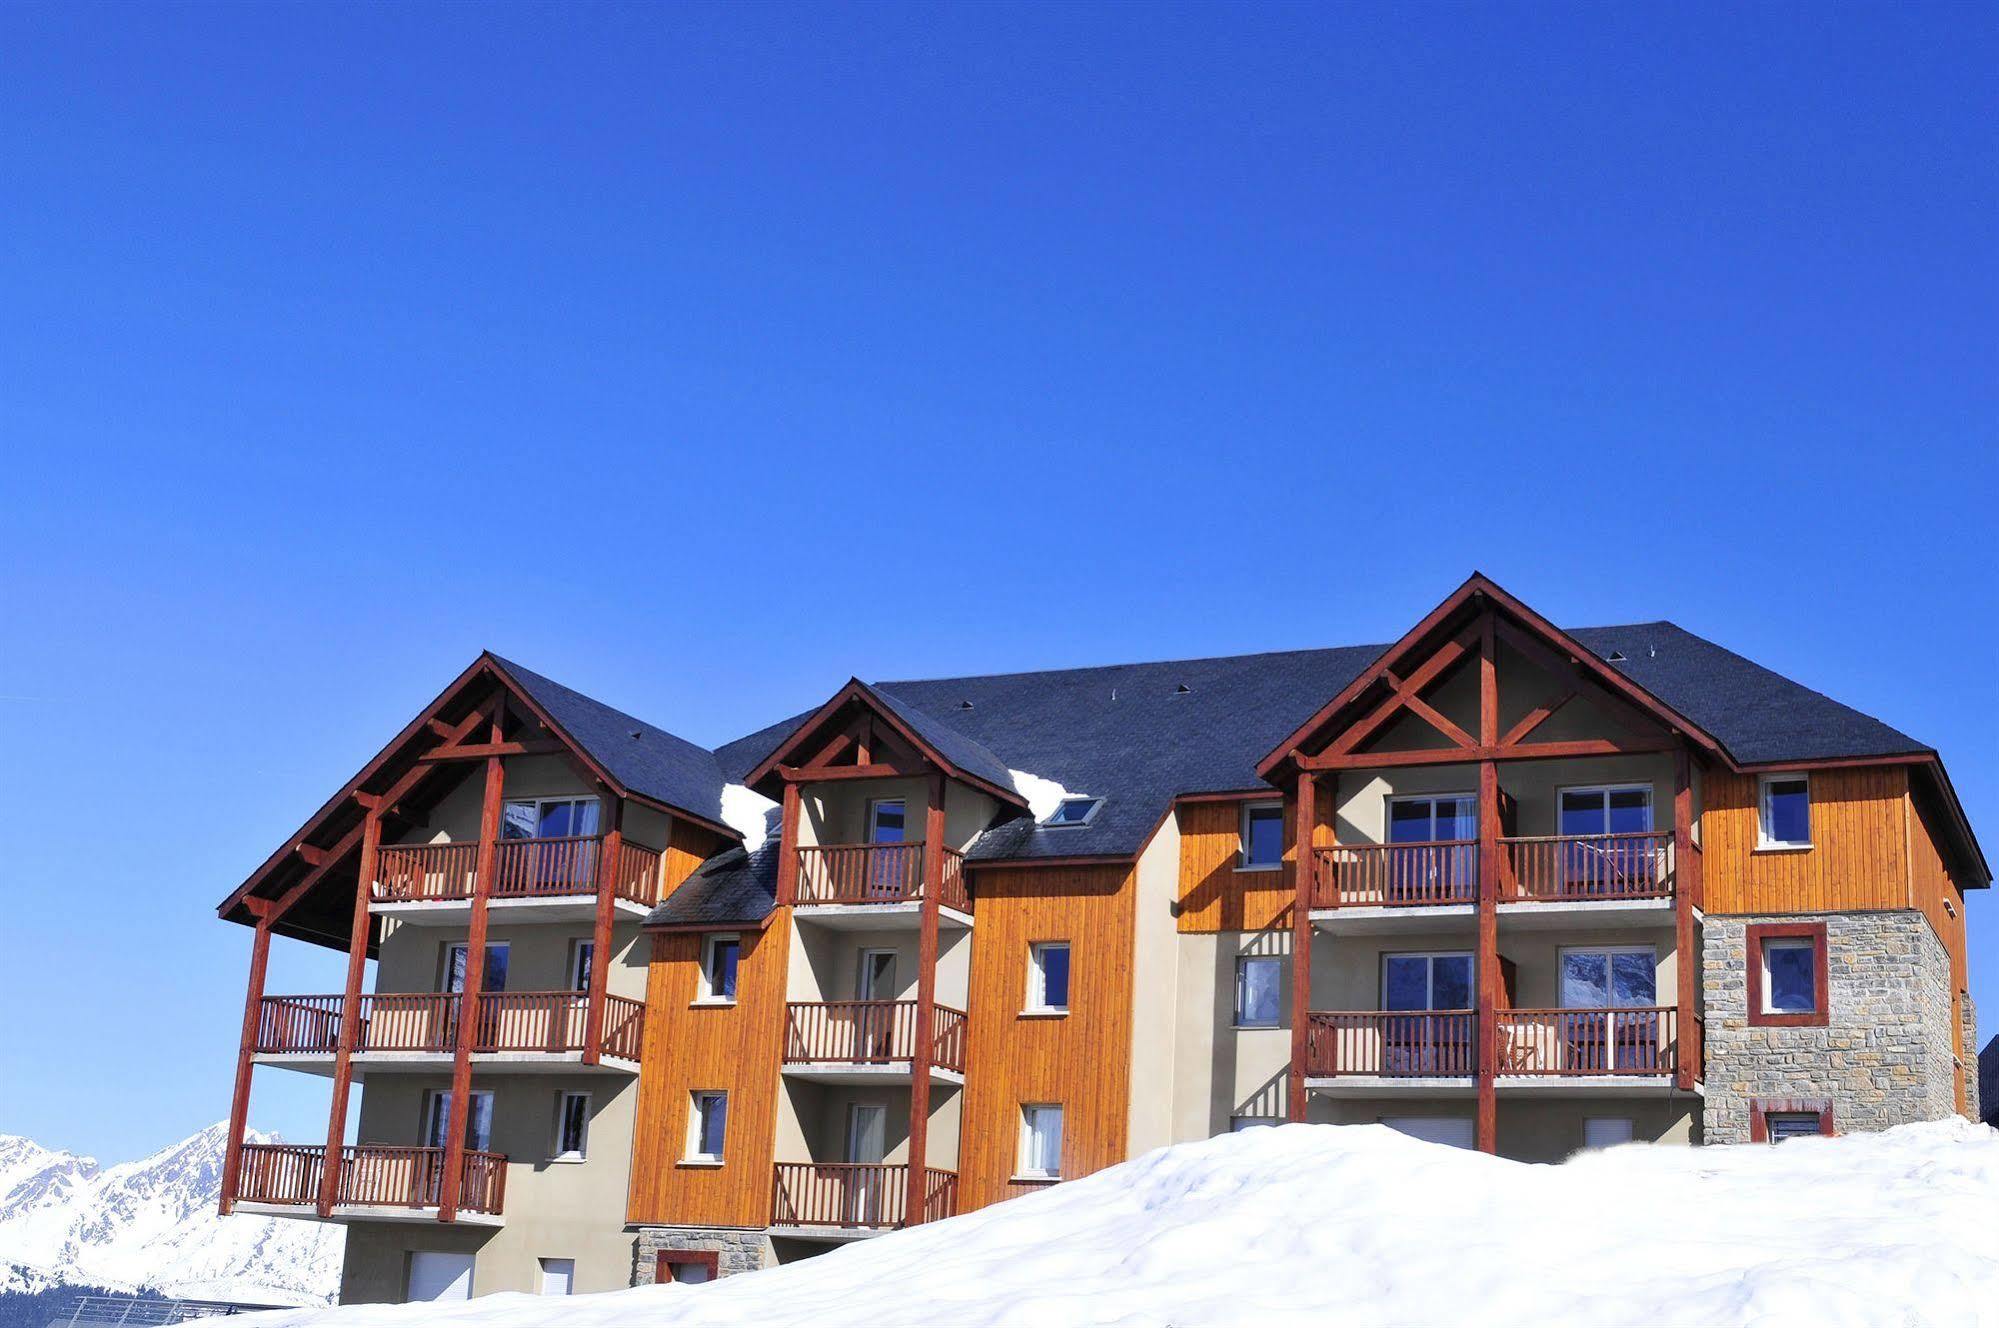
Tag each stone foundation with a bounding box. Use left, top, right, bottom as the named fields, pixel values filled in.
left=632, top=1226, right=773, bottom=1284
left=1961, top=990, right=1980, bottom=1124
left=1702, top=910, right=1956, bottom=1143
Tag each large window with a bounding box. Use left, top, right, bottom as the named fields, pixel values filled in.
left=687, top=1092, right=728, bottom=1162
left=1239, top=802, right=1284, bottom=870
left=1388, top=794, right=1477, bottom=844
left=1380, top=952, right=1473, bottom=1075
left=1234, top=955, right=1282, bottom=1028
left=1758, top=775, right=1812, bottom=849
left=502, top=796, right=601, bottom=841
left=443, top=942, right=509, bottom=993
left=1027, top=942, right=1071, bottom=1013
left=699, top=935, right=741, bottom=1004
left=553, top=1091, right=590, bottom=1161
left=1748, top=923, right=1828, bottom=1027
left=1382, top=952, right=1473, bottom=1011
left=1019, top=1104, right=1064, bottom=1179
left=1559, top=947, right=1658, bottom=1070
left=1385, top=794, right=1477, bottom=900
left=424, top=1090, right=494, bottom=1152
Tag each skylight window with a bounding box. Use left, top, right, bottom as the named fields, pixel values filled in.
left=1043, top=797, right=1102, bottom=827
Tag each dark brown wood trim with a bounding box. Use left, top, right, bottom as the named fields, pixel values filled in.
left=655, top=1250, right=721, bottom=1283
left=905, top=773, right=946, bottom=1223
left=1748, top=1097, right=1835, bottom=1142
left=441, top=727, right=507, bottom=1222
left=1287, top=770, right=1315, bottom=1122
left=317, top=808, right=381, bottom=1216
left=1745, top=922, right=1829, bottom=1028
left=218, top=903, right=273, bottom=1216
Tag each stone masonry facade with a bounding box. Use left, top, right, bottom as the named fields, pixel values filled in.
left=1702, top=910, right=1956, bottom=1143
left=632, top=1226, right=774, bottom=1284
left=1960, top=990, right=1979, bottom=1124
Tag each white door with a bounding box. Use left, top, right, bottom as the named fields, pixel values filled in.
left=844, top=1104, right=887, bottom=1225
left=539, top=1258, right=575, bottom=1296
left=408, top=1251, right=474, bottom=1302
left=1381, top=1117, right=1476, bottom=1149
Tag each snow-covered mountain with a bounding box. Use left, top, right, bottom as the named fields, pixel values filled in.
left=0, top=1123, right=340, bottom=1306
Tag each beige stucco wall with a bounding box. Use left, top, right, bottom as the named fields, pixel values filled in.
left=1125, top=812, right=1182, bottom=1154
left=1169, top=929, right=1295, bottom=1138
left=1307, top=1094, right=1697, bottom=1162
left=1329, top=753, right=1685, bottom=847
left=786, top=925, right=970, bottom=1010
left=1312, top=925, right=1678, bottom=1010
left=374, top=917, right=647, bottom=1002
left=796, top=775, right=999, bottom=854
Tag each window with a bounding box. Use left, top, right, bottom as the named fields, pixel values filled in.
left=1750, top=1098, right=1834, bottom=1143
left=1385, top=794, right=1478, bottom=899
left=502, top=796, right=602, bottom=841
left=1230, top=1116, right=1279, bottom=1132
left=655, top=1251, right=718, bottom=1284
left=567, top=940, right=594, bottom=993
left=538, top=1258, right=575, bottom=1296
left=687, top=1092, right=728, bottom=1162
left=1581, top=1118, right=1634, bottom=1151
left=1382, top=952, right=1474, bottom=1011
left=866, top=798, right=907, bottom=843
left=423, top=1090, right=494, bottom=1152
left=1043, top=796, right=1102, bottom=827
left=698, top=935, right=741, bottom=1004
left=1758, top=775, right=1812, bottom=849
left=443, top=942, right=509, bottom=993
left=502, top=797, right=603, bottom=890
left=1019, top=1104, right=1064, bottom=1178
left=1027, top=942, right=1070, bottom=1013
left=1748, top=923, right=1828, bottom=1027
left=1239, top=803, right=1284, bottom=870
left=1234, top=955, right=1282, bottom=1028
left=553, top=1092, right=590, bottom=1161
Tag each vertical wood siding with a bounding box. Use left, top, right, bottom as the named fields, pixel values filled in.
left=626, top=911, right=792, bottom=1227
left=1700, top=767, right=1912, bottom=913
left=662, top=820, right=726, bottom=901
left=958, top=863, right=1137, bottom=1211
left=1174, top=791, right=1333, bottom=933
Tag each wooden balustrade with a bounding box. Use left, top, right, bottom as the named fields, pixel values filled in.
left=473, top=991, right=590, bottom=1053
left=1311, top=842, right=1479, bottom=909
left=372, top=842, right=479, bottom=902
left=792, top=844, right=972, bottom=910
left=782, top=1001, right=968, bottom=1073
left=252, top=990, right=642, bottom=1059
left=599, top=994, right=646, bottom=1061
left=609, top=840, right=664, bottom=907
left=938, top=847, right=970, bottom=913
left=770, top=1163, right=957, bottom=1229
left=1304, top=1011, right=1477, bottom=1077
left=1494, top=1007, right=1680, bottom=1075
left=1502, top=832, right=1674, bottom=900
left=231, top=1144, right=505, bottom=1215
left=491, top=834, right=602, bottom=897
left=254, top=996, right=344, bottom=1053
left=355, top=992, right=460, bottom=1053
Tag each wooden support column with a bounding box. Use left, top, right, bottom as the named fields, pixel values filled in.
left=317, top=809, right=382, bottom=1216
left=440, top=741, right=505, bottom=1222
left=1288, top=770, right=1317, bottom=1122
left=1673, top=749, right=1698, bottom=1092
left=581, top=793, right=624, bottom=1066
left=1474, top=611, right=1500, bottom=1155
left=906, top=772, right=947, bottom=1224
left=219, top=899, right=274, bottom=1216
left=775, top=781, right=802, bottom=907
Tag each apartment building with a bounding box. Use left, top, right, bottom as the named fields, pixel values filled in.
left=215, top=575, right=1985, bottom=1301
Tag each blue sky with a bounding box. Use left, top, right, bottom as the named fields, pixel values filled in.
left=1, top=2, right=1992, bottom=1161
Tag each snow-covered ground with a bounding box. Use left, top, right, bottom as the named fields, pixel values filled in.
left=238, top=1117, right=1999, bottom=1327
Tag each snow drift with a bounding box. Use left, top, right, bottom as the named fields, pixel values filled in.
left=239, top=1119, right=1999, bottom=1327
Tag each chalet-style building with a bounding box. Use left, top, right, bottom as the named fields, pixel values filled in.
left=215, top=576, right=1985, bottom=1302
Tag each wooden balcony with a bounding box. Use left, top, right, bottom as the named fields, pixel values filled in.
left=793, top=844, right=971, bottom=917
left=1304, top=1011, right=1477, bottom=1082
left=1304, top=1006, right=1701, bottom=1096
left=251, top=991, right=643, bottom=1067
left=781, top=1000, right=967, bottom=1083
left=1494, top=1006, right=1692, bottom=1080
left=369, top=836, right=664, bottom=919
left=233, top=1143, right=506, bottom=1222
left=1311, top=842, right=1479, bottom=911
left=769, top=1163, right=958, bottom=1235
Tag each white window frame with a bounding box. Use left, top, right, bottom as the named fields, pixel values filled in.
left=1757, top=773, right=1813, bottom=850
left=1760, top=937, right=1818, bottom=1014
left=1238, top=801, right=1285, bottom=871
left=1017, top=1103, right=1064, bottom=1179
left=1386, top=792, right=1478, bottom=843
left=441, top=941, right=510, bottom=994
left=685, top=1091, right=728, bottom=1164
left=501, top=795, right=602, bottom=840
left=1556, top=944, right=1659, bottom=1010
left=422, top=1088, right=495, bottom=1152
left=1234, top=954, right=1283, bottom=1029
left=537, top=1258, right=575, bottom=1296
left=697, top=934, right=741, bottom=1005
left=1555, top=783, right=1655, bottom=833
left=1380, top=950, right=1476, bottom=1011
left=552, top=1090, right=591, bottom=1162
left=566, top=939, right=594, bottom=994
left=1041, top=796, right=1103, bottom=828
left=1026, top=941, right=1071, bottom=1015
left=865, top=797, right=908, bottom=843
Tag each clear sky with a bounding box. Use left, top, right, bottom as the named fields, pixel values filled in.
left=1, top=2, right=1993, bottom=1161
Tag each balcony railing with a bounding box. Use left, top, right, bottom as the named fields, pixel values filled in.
left=1311, top=842, right=1479, bottom=909
left=782, top=1000, right=968, bottom=1074
left=369, top=836, right=663, bottom=906
left=233, top=1143, right=506, bottom=1216
left=1494, top=1007, right=1683, bottom=1076
left=1503, top=832, right=1673, bottom=901
left=769, top=1163, right=958, bottom=1230
left=1304, top=1011, right=1477, bottom=1077
left=253, top=991, right=642, bottom=1059
left=794, top=844, right=971, bottom=913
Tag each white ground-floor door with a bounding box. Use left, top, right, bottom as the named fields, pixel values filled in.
left=1381, top=1117, right=1476, bottom=1150
left=407, top=1251, right=474, bottom=1302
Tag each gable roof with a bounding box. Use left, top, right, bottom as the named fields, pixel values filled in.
left=738, top=677, right=1025, bottom=805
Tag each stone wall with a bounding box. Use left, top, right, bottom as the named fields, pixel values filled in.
left=632, top=1226, right=773, bottom=1284
left=1961, top=991, right=1980, bottom=1124
left=1702, top=910, right=1956, bottom=1143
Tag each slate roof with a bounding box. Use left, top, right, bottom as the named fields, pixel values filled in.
left=490, top=655, right=730, bottom=829
left=643, top=618, right=1963, bottom=928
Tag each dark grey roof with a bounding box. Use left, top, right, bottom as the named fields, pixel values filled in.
left=491, top=655, right=729, bottom=828
left=860, top=682, right=1020, bottom=796
left=641, top=619, right=1963, bottom=927
left=648, top=809, right=784, bottom=928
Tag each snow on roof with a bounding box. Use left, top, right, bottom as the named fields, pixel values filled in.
left=227, top=1118, right=1999, bottom=1328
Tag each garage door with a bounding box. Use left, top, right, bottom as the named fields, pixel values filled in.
left=1381, top=1117, right=1476, bottom=1149
left=408, top=1251, right=474, bottom=1302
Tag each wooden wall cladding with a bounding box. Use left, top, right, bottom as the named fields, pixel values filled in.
left=625, top=911, right=791, bottom=1228
left=958, top=863, right=1137, bottom=1212
left=662, top=820, right=727, bottom=901
left=1907, top=793, right=1972, bottom=1112
left=1700, top=767, right=1912, bottom=914
left=1174, top=791, right=1333, bottom=933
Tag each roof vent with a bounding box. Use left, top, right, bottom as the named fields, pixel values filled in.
left=1174, top=683, right=1191, bottom=695
left=1605, top=651, right=1627, bottom=663
left=629, top=728, right=642, bottom=739
left=958, top=700, right=974, bottom=710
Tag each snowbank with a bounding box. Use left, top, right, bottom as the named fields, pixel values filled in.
left=1006, top=768, right=1079, bottom=823
left=236, top=1119, right=1999, bottom=1327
